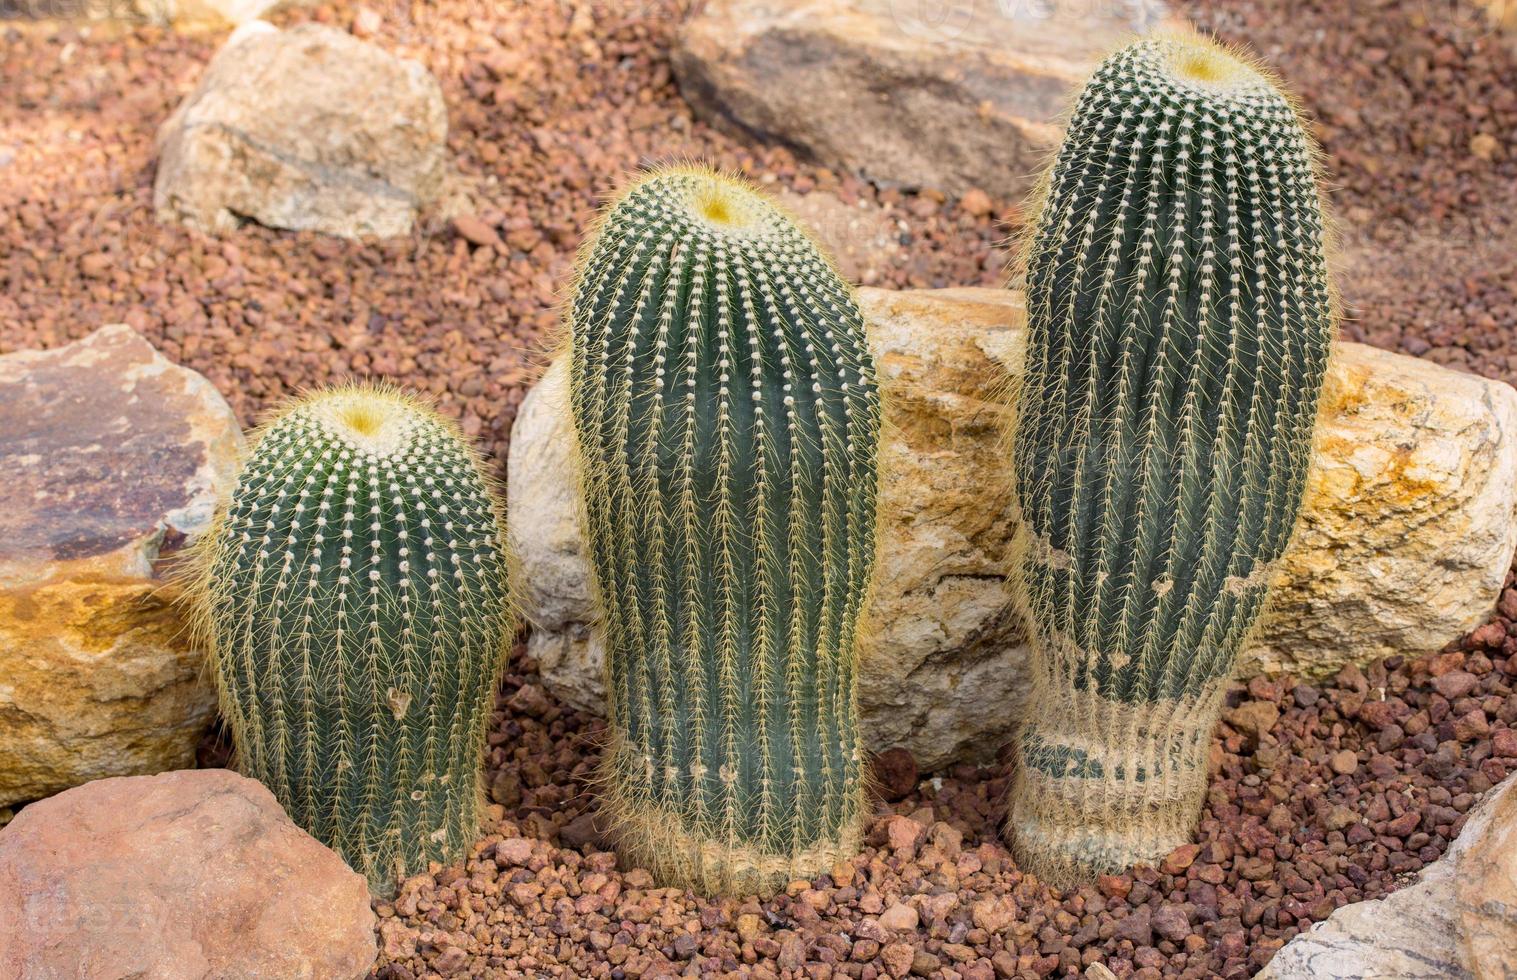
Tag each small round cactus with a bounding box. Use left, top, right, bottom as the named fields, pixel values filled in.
left=187, top=384, right=514, bottom=896
left=1007, top=34, right=1336, bottom=884
left=567, top=165, right=882, bottom=895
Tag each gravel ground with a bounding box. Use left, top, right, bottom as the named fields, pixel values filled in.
left=6, top=0, right=1517, bottom=977
left=364, top=566, right=1517, bottom=980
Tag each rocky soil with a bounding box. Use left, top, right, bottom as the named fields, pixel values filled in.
left=5, top=0, right=1517, bottom=977
left=361, top=561, right=1517, bottom=979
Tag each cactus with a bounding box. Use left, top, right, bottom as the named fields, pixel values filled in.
left=567, top=165, right=882, bottom=895
left=1007, top=35, right=1336, bottom=884
left=187, top=385, right=514, bottom=896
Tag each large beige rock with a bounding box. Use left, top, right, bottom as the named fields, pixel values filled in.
left=0, top=325, right=242, bottom=807
left=0, top=769, right=377, bottom=979
left=672, top=0, right=1168, bottom=200
left=508, top=288, right=1517, bottom=770
left=154, top=23, right=447, bottom=239
left=1259, top=773, right=1517, bottom=979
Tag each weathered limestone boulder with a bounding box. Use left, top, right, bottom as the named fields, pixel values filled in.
left=1259, top=773, right=1517, bottom=979
left=508, top=288, right=1517, bottom=770
left=672, top=0, right=1168, bottom=200
left=154, top=22, right=447, bottom=239
left=0, top=769, right=377, bottom=979
left=0, top=325, right=242, bottom=807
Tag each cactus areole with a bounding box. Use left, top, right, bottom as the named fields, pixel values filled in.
left=568, top=166, right=882, bottom=895
left=189, top=385, right=514, bottom=896
left=1008, top=36, right=1336, bottom=884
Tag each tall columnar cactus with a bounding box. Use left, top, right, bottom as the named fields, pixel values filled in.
left=1008, top=35, right=1336, bottom=884
left=568, top=165, right=882, bottom=895
left=187, top=385, right=514, bottom=896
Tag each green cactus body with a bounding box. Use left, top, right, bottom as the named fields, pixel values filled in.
left=567, top=166, right=881, bottom=895
left=1008, top=36, right=1335, bottom=884
left=189, top=386, right=514, bottom=896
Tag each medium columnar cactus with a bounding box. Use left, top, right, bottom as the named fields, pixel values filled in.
left=1008, top=35, right=1336, bottom=884
left=187, top=385, right=514, bottom=896
left=568, top=165, right=882, bottom=895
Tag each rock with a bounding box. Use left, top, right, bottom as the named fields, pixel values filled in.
left=2, top=0, right=309, bottom=28
left=1259, top=773, right=1517, bottom=979
left=154, top=23, right=448, bottom=239
left=868, top=746, right=919, bottom=802
left=672, top=0, right=1168, bottom=200
left=774, top=188, right=905, bottom=286
left=1225, top=701, right=1281, bottom=745
left=1456, top=773, right=1517, bottom=978
left=508, top=288, right=1517, bottom=769
left=878, top=902, right=919, bottom=932
left=0, top=769, right=377, bottom=978
left=1251, top=341, right=1517, bottom=678
left=0, top=325, right=241, bottom=807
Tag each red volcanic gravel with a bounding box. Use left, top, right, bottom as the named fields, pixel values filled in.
left=366, top=564, right=1517, bottom=979
left=5, top=0, right=1517, bottom=977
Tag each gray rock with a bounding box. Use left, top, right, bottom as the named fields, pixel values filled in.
left=1258, top=774, right=1517, bottom=979
left=672, top=0, right=1169, bottom=200
left=154, top=22, right=448, bottom=239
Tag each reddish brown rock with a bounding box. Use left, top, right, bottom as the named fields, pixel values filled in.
left=0, top=769, right=376, bottom=979
left=0, top=325, right=242, bottom=807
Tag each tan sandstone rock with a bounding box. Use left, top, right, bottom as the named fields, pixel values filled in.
left=154, top=22, right=448, bottom=238
left=507, top=288, right=1517, bottom=770
left=672, top=0, right=1169, bottom=200
left=1259, top=773, right=1517, bottom=979
left=0, top=769, right=377, bottom=979
left=0, top=325, right=242, bottom=807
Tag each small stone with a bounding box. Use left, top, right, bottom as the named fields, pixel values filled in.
left=1323, top=805, right=1359, bottom=831
left=1113, top=905, right=1152, bottom=946
left=558, top=810, right=608, bottom=852
left=453, top=213, right=502, bottom=249
left=1470, top=133, right=1500, bottom=161
left=1160, top=843, right=1201, bottom=875
left=433, top=946, right=468, bottom=976
left=673, top=934, right=699, bottom=959
left=1493, top=728, right=1517, bottom=757
left=495, top=837, right=533, bottom=866
left=870, top=746, right=919, bottom=801
left=1097, top=874, right=1132, bottom=900
left=778, top=933, right=808, bottom=971
left=1329, top=750, right=1359, bottom=775
left=959, top=188, right=994, bottom=217
left=736, top=913, right=766, bottom=944
left=1434, top=670, right=1479, bottom=700
left=1225, top=701, right=1280, bottom=743
left=1152, top=904, right=1191, bottom=943
left=351, top=5, right=383, bottom=37
left=878, top=902, right=919, bottom=931
left=885, top=814, right=924, bottom=856
left=880, top=942, right=915, bottom=978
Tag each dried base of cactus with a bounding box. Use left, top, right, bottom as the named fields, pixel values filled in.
left=1005, top=679, right=1227, bottom=887
left=606, top=799, right=863, bottom=897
